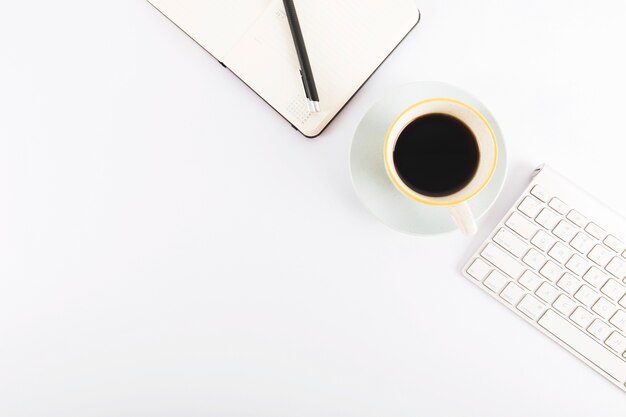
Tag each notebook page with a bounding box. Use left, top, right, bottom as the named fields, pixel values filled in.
left=147, top=0, right=272, bottom=61
left=223, top=0, right=419, bottom=136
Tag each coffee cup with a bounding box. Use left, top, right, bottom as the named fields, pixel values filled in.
left=383, top=98, right=498, bottom=235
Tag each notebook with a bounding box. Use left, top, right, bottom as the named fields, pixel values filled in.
left=147, top=0, right=420, bottom=137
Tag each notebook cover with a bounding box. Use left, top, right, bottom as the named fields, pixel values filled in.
left=146, top=2, right=420, bottom=138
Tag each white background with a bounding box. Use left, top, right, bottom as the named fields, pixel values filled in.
left=2, top=0, right=626, bottom=415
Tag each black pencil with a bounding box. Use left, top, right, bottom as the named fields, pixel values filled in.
left=282, top=0, right=320, bottom=113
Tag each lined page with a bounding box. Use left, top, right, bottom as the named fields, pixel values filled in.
left=224, top=0, right=419, bottom=136
left=147, top=0, right=272, bottom=61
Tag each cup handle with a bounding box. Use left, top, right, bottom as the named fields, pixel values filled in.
left=449, top=202, right=477, bottom=236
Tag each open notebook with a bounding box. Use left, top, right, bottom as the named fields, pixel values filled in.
left=147, top=0, right=420, bottom=137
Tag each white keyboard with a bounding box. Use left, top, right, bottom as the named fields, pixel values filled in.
left=463, top=165, right=626, bottom=393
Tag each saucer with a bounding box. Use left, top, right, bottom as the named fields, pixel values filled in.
left=350, top=82, right=508, bottom=236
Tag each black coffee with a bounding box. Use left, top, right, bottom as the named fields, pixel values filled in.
left=393, top=113, right=479, bottom=197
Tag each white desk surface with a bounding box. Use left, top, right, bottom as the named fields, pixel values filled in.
left=1, top=0, right=626, bottom=415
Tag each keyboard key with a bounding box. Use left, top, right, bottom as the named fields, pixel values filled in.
left=481, top=243, right=525, bottom=279
left=570, top=232, right=595, bottom=254
left=566, top=255, right=589, bottom=276
left=601, top=279, right=626, bottom=301
left=585, top=223, right=606, bottom=240
left=570, top=306, right=594, bottom=328
left=591, top=298, right=617, bottom=320
left=557, top=273, right=581, bottom=295
left=484, top=270, right=509, bottom=293
left=567, top=210, right=587, bottom=227
left=548, top=242, right=573, bottom=264
left=553, top=294, right=577, bottom=316
left=606, top=257, right=626, bottom=280
left=531, top=230, right=556, bottom=252
left=518, top=196, right=542, bottom=218
left=523, top=249, right=547, bottom=270
left=517, top=294, right=546, bottom=320
left=553, top=220, right=577, bottom=242
left=539, top=310, right=626, bottom=383
left=609, top=310, right=626, bottom=332
left=582, top=267, right=609, bottom=289
left=505, top=213, right=537, bottom=240
left=605, top=332, right=626, bottom=355
left=548, top=197, right=569, bottom=214
left=519, top=270, right=542, bottom=291
left=536, top=208, right=560, bottom=230
left=530, top=185, right=550, bottom=202
left=620, top=295, right=626, bottom=309
left=493, top=228, right=528, bottom=258
left=536, top=282, right=559, bottom=303
left=587, top=319, right=612, bottom=341
left=574, top=285, right=599, bottom=307
left=467, top=258, right=491, bottom=281
left=604, top=235, right=625, bottom=253
left=539, top=261, right=562, bottom=282
left=588, top=245, right=612, bottom=267
left=500, top=282, right=525, bottom=305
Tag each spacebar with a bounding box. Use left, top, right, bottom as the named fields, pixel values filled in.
left=538, top=310, right=626, bottom=384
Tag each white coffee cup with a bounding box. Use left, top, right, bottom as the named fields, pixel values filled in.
left=383, top=98, right=499, bottom=235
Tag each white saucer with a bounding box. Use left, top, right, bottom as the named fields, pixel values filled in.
left=350, top=82, right=508, bottom=236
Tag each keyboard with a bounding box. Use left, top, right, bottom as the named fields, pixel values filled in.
left=463, top=165, right=626, bottom=393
